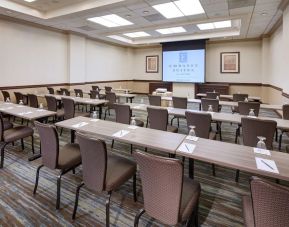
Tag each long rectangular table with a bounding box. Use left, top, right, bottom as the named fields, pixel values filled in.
left=196, top=93, right=261, bottom=101
left=55, top=116, right=289, bottom=182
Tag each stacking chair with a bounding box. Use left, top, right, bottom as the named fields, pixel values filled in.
left=92, top=85, right=100, bottom=91
left=133, top=151, right=201, bottom=227
left=170, top=97, right=187, bottom=127
left=147, top=107, right=178, bottom=133
left=45, top=95, right=64, bottom=121
left=28, top=94, right=39, bottom=108
left=104, top=92, right=117, bottom=120
left=33, top=122, right=81, bottom=209
left=148, top=95, right=161, bottom=106
left=235, top=118, right=276, bottom=182
left=0, top=114, right=34, bottom=168
left=72, top=133, right=137, bottom=226
left=243, top=176, right=289, bottom=227
left=60, top=88, right=70, bottom=96
left=1, top=90, right=10, bottom=102
left=185, top=111, right=217, bottom=176
left=278, top=104, right=289, bottom=150
left=47, top=87, right=55, bottom=94
left=74, top=89, right=83, bottom=97
left=232, top=94, right=248, bottom=113
left=105, top=86, right=112, bottom=94
left=201, top=98, right=222, bottom=140
left=14, top=92, right=28, bottom=105
left=235, top=101, right=261, bottom=143
left=206, top=91, right=219, bottom=99
left=90, top=89, right=105, bottom=99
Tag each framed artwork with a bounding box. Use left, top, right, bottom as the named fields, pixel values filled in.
left=146, top=55, right=159, bottom=73
left=220, top=52, right=240, bottom=73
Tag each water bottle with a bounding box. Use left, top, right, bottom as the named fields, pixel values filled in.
left=208, top=105, right=213, bottom=112
left=19, top=100, right=24, bottom=105
left=6, top=97, right=10, bottom=103
left=249, top=109, right=255, bottom=116
left=92, top=111, right=97, bottom=119
left=130, top=116, right=136, bottom=126
left=244, top=97, right=248, bottom=102
left=63, top=91, right=66, bottom=96
left=188, top=125, right=196, bottom=137
left=39, top=103, right=44, bottom=109
left=216, top=96, right=219, bottom=100
left=77, top=93, right=80, bottom=97
left=257, top=136, right=266, bottom=149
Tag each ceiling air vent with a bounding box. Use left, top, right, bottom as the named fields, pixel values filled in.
left=143, top=13, right=165, bottom=22
left=228, top=0, right=256, bottom=10
left=77, top=26, right=96, bottom=31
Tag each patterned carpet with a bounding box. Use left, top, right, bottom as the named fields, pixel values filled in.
left=1, top=95, right=289, bottom=227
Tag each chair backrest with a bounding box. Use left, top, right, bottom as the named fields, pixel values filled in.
left=35, top=121, right=59, bottom=169
left=28, top=94, right=38, bottom=108
left=0, top=114, right=5, bottom=141
left=1, top=91, right=10, bottom=101
left=74, top=89, right=83, bottom=97
left=133, top=151, right=183, bottom=225
left=76, top=133, right=107, bottom=192
left=45, top=95, right=57, bottom=111
left=201, top=98, right=220, bottom=112
left=241, top=117, right=276, bottom=150
left=283, top=104, right=289, bottom=120
left=233, top=93, right=248, bottom=102
left=60, top=88, right=70, bottom=96
left=105, top=86, right=112, bottom=94
left=185, top=111, right=212, bottom=139
left=90, top=90, right=99, bottom=99
left=106, top=92, right=116, bottom=104
left=148, top=95, right=161, bottom=106
left=115, top=104, right=131, bottom=124
left=250, top=176, right=289, bottom=227
left=172, top=97, right=187, bottom=109
left=47, top=87, right=55, bottom=94
left=92, top=85, right=100, bottom=91
left=206, top=92, right=219, bottom=99
left=62, top=98, right=75, bottom=119
left=14, top=92, right=23, bottom=104
left=147, top=107, right=168, bottom=131
left=238, top=101, right=260, bottom=116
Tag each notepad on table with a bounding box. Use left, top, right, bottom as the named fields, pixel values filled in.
left=255, top=157, right=279, bottom=174
left=72, top=122, right=89, bottom=128
left=113, top=130, right=130, bottom=138
left=19, top=111, right=33, bottom=116
left=128, top=125, right=138, bottom=130
left=36, top=109, right=46, bottom=112
left=186, top=135, right=199, bottom=142
left=177, top=143, right=196, bottom=154
left=254, top=148, right=271, bottom=156
left=90, top=119, right=99, bottom=122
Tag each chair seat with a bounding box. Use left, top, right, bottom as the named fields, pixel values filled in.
left=167, top=125, right=178, bottom=133
left=135, top=119, right=144, bottom=127
left=179, top=177, right=201, bottom=222
left=3, top=121, right=13, bottom=130
left=105, top=153, right=136, bottom=191
left=57, top=143, right=81, bottom=169
left=3, top=126, right=34, bottom=143
left=242, top=196, right=254, bottom=227
left=209, top=131, right=217, bottom=140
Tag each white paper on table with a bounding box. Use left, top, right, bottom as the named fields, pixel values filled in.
left=177, top=143, right=196, bottom=154
left=72, top=122, right=89, bottom=128
left=186, top=135, right=199, bottom=141
left=16, top=106, right=25, bottom=108
left=85, top=100, right=93, bottom=103
left=247, top=116, right=257, bottom=118
left=36, top=109, right=46, bottom=112
left=113, top=130, right=130, bottom=138
left=128, top=125, right=138, bottom=130
left=255, top=157, right=279, bottom=174
left=90, top=119, right=99, bottom=122
left=19, top=111, right=33, bottom=116
left=254, top=148, right=271, bottom=156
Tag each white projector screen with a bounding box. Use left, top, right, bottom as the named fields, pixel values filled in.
left=162, top=49, right=205, bottom=83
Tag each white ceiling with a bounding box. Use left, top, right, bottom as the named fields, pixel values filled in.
left=0, top=0, right=286, bottom=46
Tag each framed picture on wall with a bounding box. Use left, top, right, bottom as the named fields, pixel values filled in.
left=146, top=55, right=159, bottom=73
left=220, top=52, right=240, bottom=73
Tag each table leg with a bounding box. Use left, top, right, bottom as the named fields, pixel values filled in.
left=28, top=143, right=42, bottom=161
left=189, top=158, right=194, bottom=179
left=130, top=97, right=134, bottom=103
left=199, top=104, right=201, bottom=111
left=71, top=130, right=75, bottom=143
left=99, top=105, right=103, bottom=119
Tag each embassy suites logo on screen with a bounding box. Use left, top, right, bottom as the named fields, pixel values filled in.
left=168, top=52, right=198, bottom=74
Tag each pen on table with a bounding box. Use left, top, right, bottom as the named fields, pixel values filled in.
left=261, top=160, right=274, bottom=170
left=185, top=144, right=190, bottom=152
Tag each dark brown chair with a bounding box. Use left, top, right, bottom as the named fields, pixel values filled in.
left=47, top=87, right=55, bottom=94
left=147, top=107, right=178, bottom=133
left=33, top=122, right=81, bottom=209
left=62, top=98, right=90, bottom=120
left=105, top=86, right=112, bottom=94
left=185, top=111, right=216, bottom=176
left=133, top=151, right=201, bottom=227
left=115, top=104, right=144, bottom=127
left=170, top=97, right=187, bottom=127
left=92, top=85, right=100, bottom=91
left=235, top=101, right=261, bottom=143
left=232, top=94, right=249, bottom=113
left=148, top=95, right=161, bottom=106
left=14, top=92, right=28, bottom=105
left=235, top=118, right=277, bottom=182
left=45, top=95, right=64, bottom=121
left=206, top=91, right=220, bottom=99
left=28, top=94, right=39, bottom=108
left=0, top=114, right=34, bottom=168
left=1, top=90, right=10, bottom=102
left=72, top=133, right=137, bottom=226
left=278, top=104, right=289, bottom=150
left=90, top=90, right=105, bottom=99
left=74, top=89, right=83, bottom=98
left=104, top=92, right=117, bottom=120
left=243, top=176, right=289, bottom=227
left=60, top=88, right=70, bottom=96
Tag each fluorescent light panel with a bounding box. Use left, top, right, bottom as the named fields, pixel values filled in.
left=88, top=14, right=133, bottom=27
left=197, top=20, right=232, bottom=30
left=123, top=32, right=150, bottom=38
left=153, top=0, right=204, bottom=19
left=107, top=35, right=132, bottom=44
left=24, top=0, right=36, bottom=2
left=156, top=26, right=186, bottom=34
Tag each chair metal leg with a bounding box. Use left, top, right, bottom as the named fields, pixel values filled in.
left=134, top=209, right=145, bottom=227
left=177, top=118, right=180, bottom=128
left=133, top=174, right=137, bottom=202
left=212, top=164, right=216, bottom=176
left=33, top=165, right=44, bottom=194
left=275, top=128, right=278, bottom=142
left=72, top=168, right=76, bottom=174
left=72, top=182, right=85, bottom=220
left=104, top=109, right=108, bottom=120
left=170, top=117, right=175, bottom=126
left=21, top=138, right=25, bottom=150
left=279, top=132, right=283, bottom=151
left=56, top=171, right=64, bottom=209
left=0, top=143, right=8, bottom=169
left=235, top=126, right=240, bottom=144
left=111, top=139, right=114, bottom=149
left=189, top=158, right=194, bottom=179
left=130, top=144, right=133, bottom=154
left=235, top=170, right=240, bottom=182
left=106, top=192, right=112, bottom=227
left=31, top=136, right=35, bottom=154
left=146, top=116, right=148, bottom=128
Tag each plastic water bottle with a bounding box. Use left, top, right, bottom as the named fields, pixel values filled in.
left=63, top=91, right=66, bottom=96
left=188, top=125, right=196, bottom=136
left=208, top=105, right=213, bottom=112
left=92, top=111, right=97, bottom=119
left=249, top=109, right=255, bottom=116
left=19, top=100, right=24, bottom=105
left=39, top=103, right=44, bottom=109
left=244, top=97, right=249, bottom=102
left=6, top=97, right=10, bottom=103
left=130, top=116, right=136, bottom=126
left=257, top=136, right=266, bottom=149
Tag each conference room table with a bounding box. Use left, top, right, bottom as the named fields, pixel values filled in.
left=127, top=103, right=289, bottom=131
left=55, top=116, right=289, bottom=182
left=196, top=93, right=261, bottom=101
left=161, top=96, right=283, bottom=111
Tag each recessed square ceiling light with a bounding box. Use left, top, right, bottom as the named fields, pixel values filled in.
left=197, top=20, right=232, bottom=30
left=24, top=0, right=36, bottom=2
left=153, top=0, right=204, bottom=19
left=156, top=26, right=186, bottom=34
left=107, top=35, right=132, bottom=44
left=123, top=32, right=151, bottom=38
left=87, top=14, right=133, bottom=27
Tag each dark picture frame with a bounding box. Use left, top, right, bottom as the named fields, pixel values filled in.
left=220, top=52, right=240, bottom=73
left=146, top=55, right=159, bottom=73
